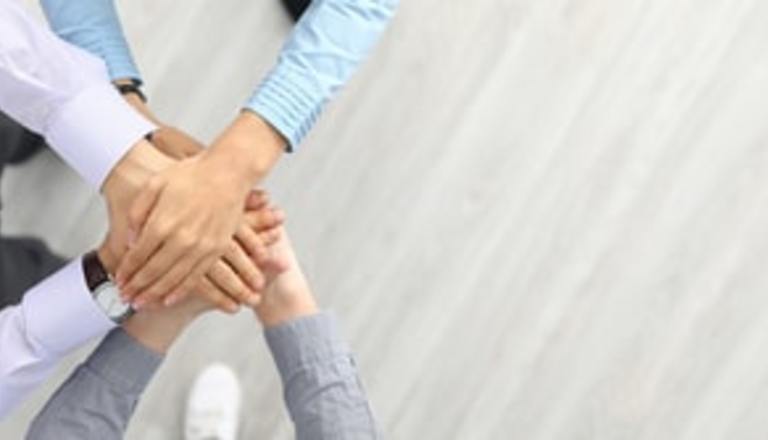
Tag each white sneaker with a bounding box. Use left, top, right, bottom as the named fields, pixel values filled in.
left=184, top=363, right=242, bottom=440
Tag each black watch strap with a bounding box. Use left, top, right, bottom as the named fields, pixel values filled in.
left=83, top=250, right=111, bottom=291
left=116, top=82, right=147, bottom=103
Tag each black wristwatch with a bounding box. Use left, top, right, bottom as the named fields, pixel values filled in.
left=82, top=250, right=134, bottom=324
left=115, top=80, right=147, bottom=103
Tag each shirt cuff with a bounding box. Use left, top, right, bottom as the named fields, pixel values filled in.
left=45, top=83, right=156, bottom=189
left=84, top=328, right=163, bottom=395
left=264, top=311, right=349, bottom=381
left=22, top=257, right=115, bottom=356
left=245, top=67, right=327, bottom=152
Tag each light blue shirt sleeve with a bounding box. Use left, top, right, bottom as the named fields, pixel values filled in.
left=40, top=0, right=398, bottom=151
left=40, top=0, right=141, bottom=83
left=245, top=0, right=398, bottom=150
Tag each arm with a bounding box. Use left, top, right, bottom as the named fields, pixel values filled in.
left=0, top=258, right=115, bottom=419
left=245, top=0, right=400, bottom=151
left=118, top=0, right=400, bottom=302
left=39, top=0, right=141, bottom=83
left=38, top=0, right=285, bottom=310
left=28, top=231, right=379, bottom=439
left=0, top=0, right=155, bottom=190
left=256, top=235, right=381, bottom=440
left=0, top=189, right=281, bottom=421
left=25, top=310, right=196, bottom=440
left=39, top=0, right=399, bottom=148
left=24, top=211, right=284, bottom=438
left=39, top=0, right=399, bottom=306
left=266, top=313, right=380, bottom=440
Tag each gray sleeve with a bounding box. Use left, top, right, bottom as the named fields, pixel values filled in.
left=26, top=328, right=163, bottom=440
left=265, top=311, right=381, bottom=440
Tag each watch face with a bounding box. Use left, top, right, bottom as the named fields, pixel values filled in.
left=94, top=283, right=132, bottom=320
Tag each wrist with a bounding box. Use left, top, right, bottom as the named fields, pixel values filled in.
left=210, top=111, right=285, bottom=184
left=122, top=315, right=186, bottom=355
left=96, top=243, right=118, bottom=276
left=102, top=139, right=174, bottom=200
left=121, top=307, right=201, bottom=354
left=114, top=79, right=158, bottom=124
left=254, top=282, right=318, bottom=328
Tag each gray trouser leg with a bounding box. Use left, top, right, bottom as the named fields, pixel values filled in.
left=0, top=112, right=64, bottom=309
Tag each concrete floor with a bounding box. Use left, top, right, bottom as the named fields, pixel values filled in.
left=4, top=0, right=768, bottom=438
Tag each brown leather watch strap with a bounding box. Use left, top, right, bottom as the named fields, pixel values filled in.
left=82, top=250, right=111, bottom=291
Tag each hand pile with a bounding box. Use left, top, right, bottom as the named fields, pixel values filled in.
left=100, top=96, right=288, bottom=315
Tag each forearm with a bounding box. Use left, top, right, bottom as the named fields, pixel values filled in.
left=25, top=282, right=197, bottom=439
left=0, top=0, right=155, bottom=189
left=0, top=258, right=115, bottom=419
left=264, top=312, right=381, bottom=440
left=210, top=0, right=399, bottom=184
left=255, top=234, right=379, bottom=438
left=26, top=328, right=163, bottom=440
left=40, top=0, right=141, bottom=82
left=246, top=0, right=399, bottom=150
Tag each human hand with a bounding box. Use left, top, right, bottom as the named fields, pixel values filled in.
left=149, top=125, right=206, bottom=159
left=207, top=111, right=286, bottom=182
left=117, top=86, right=202, bottom=160
left=112, top=152, right=253, bottom=304
left=99, top=196, right=284, bottom=333
left=253, top=229, right=318, bottom=328
left=104, top=149, right=287, bottom=313
left=134, top=129, right=288, bottom=310
left=101, top=139, right=175, bottom=264
left=153, top=191, right=288, bottom=312
left=114, top=112, right=286, bottom=308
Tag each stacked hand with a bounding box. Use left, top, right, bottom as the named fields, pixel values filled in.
left=119, top=226, right=316, bottom=354
left=102, top=96, right=286, bottom=313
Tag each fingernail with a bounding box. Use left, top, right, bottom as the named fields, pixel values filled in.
left=164, top=295, right=177, bottom=307
left=273, top=209, right=285, bottom=222
left=133, top=300, right=144, bottom=310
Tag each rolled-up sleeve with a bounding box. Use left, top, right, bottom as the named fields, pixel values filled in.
left=0, top=257, right=115, bottom=419
left=0, top=0, right=154, bottom=189
left=246, top=0, right=399, bottom=150
left=26, top=328, right=162, bottom=440
left=265, top=312, right=381, bottom=439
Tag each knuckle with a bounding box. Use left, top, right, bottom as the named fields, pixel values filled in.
left=213, top=240, right=229, bottom=255
left=199, top=238, right=216, bottom=254
left=144, top=289, right=160, bottom=299
left=151, top=220, right=173, bottom=238
left=175, top=230, right=196, bottom=249
left=130, top=274, right=146, bottom=289
left=226, top=241, right=240, bottom=257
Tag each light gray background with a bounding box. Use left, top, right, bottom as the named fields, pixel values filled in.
left=3, top=0, right=768, bottom=438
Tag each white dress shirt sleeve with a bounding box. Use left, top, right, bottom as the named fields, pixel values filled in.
left=0, top=257, right=115, bottom=420
left=0, top=0, right=155, bottom=189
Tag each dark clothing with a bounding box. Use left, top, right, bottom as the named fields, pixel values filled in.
left=281, top=0, right=311, bottom=21
left=0, top=112, right=65, bottom=309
